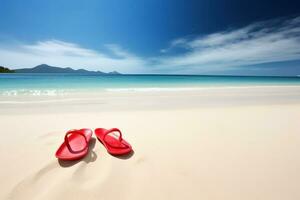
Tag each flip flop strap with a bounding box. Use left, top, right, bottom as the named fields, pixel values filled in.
left=103, top=128, right=130, bottom=149
left=64, top=130, right=88, bottom=153
left=103, top=128, right=122, bottom=142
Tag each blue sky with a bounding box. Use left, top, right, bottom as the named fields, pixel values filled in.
left=0, top=0, right=300, bottom=75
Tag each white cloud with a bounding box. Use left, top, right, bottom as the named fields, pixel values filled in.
left=157, top=16, right=300, bottom=73
left=0, top=16, right=300, bottom=74
left=0, top=40, right=147, bottom=73
left=160, top=38, right=188, bottom=53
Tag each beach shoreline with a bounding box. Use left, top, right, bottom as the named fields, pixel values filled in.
left=1, top=85, right=300, bottom=113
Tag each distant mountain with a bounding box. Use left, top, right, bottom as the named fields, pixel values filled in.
left=14, top=64, right=121, bottom=74
left=108, top=71, right=121, bottom=75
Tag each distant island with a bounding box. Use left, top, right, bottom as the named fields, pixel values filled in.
left=0, top=66, right=15, bottom=73
left=0, top=64, right=121, bottom=74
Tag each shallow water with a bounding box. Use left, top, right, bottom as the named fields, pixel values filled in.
left=0, top=73, right=300, bottom=96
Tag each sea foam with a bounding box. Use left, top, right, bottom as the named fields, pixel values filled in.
left=1, top=89, right=68, bottom=96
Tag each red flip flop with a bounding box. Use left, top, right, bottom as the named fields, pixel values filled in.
left=95, top=128, right=132, bottom=155
left=55, top=128, right=92, bottom=160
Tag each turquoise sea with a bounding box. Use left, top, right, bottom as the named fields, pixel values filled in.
left=0, top=73, right=300, bottom=96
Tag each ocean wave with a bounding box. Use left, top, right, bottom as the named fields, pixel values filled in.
left=105, top=85, right=300, bottom=92
left=1, top=89, right=68, bottom=96
left=1, top=85, right=300, bottom=96
left=105, top=87, right=205, bottom=92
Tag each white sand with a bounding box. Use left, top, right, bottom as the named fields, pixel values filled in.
left=0, top=86, right=300, bottom=200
